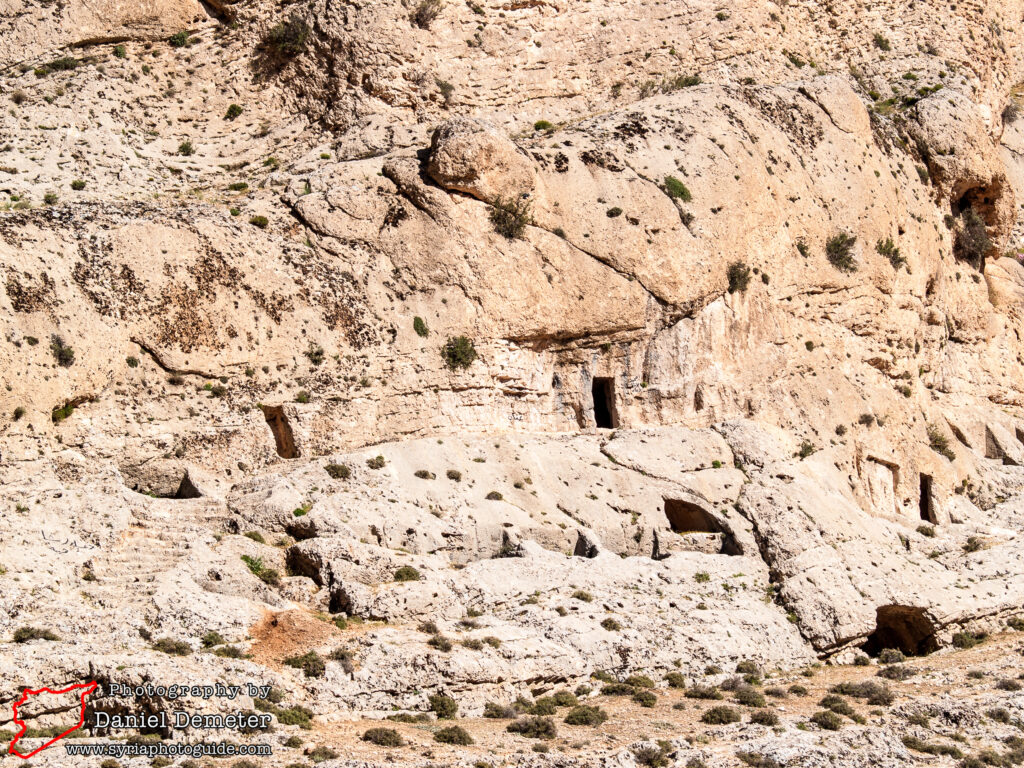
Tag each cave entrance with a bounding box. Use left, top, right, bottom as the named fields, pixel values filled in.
left=663, top=498, right=740, bottom=555
left=592, top=377, right=617, bottom=429
left=173, top=472, right=202, bottom=499
left=919, top=474, right=935, bottom=523
left=262, top=405, right=299, bottom=459
left=862, top=605, right=939, bottom=657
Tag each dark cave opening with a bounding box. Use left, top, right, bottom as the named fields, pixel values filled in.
left=592, top=377, right=617, bottom=429
left=862, top=605, right=939, bottom=657
left=919, top=474, right=935, bottom=523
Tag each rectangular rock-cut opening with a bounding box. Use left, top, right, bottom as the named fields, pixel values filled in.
left=919, top=473, right=935, bottom=523
left=262, top=405, right=300, bottom=459
left=592, top=377, right=617, bottom=429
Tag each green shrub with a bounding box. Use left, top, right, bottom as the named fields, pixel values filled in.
left=954, top=209, right=990, bottom=268
left=13, top=626, right=59, bottom=643
left=411, top=0, right=443, bottom=29
left=733, top=686, right=766, bottom=708
left=283, top=651, right=325, bottom=678
left=362, top=727, right=403, bottom=747
left=441, top=336, right=477, bottom=369
left=485, top=490, right=503, bottom=501
left=686, top=685, right=722, bottom=700
left=249, top=215, right=269, bottom=229
left=564, top=705, right=607, bottom=725
left=819, top=694, right=855, bottom=716
left=489, top=197, right=532, bottom=239
left=952, top=631, right=985, bottom=649
left=572, top=590, right=593, bottom=602
left=50, top=334, right=75, bottom=367
left=229, top=182, right=248, bottom=191
left=927, top=423, right=955, bottom=460
left=434, top=725, right=473, bottom=745
left=201, top=631, right=226, bottom=648
left=244, top=531, right=265, bottom=544
left=917, top=524, right=935, bottom=537
left=178, top=140, right=195, bottom=156
left=152, top=637, right=191, bottom=655
left=309, top=746, right=338, bottom=762
left=534, top=120, right=554, bottom=132
left=694, top=571, right=710, bottom=583
left=701, top=706, right=740, bottom=724
left=365, top=454, right=385, bottom=469
left=446, top=469, right=462, bottom=481
left=727, top=262, right=751, bottom=293
left=393, top=566, right=421, bottom=582
left=13, top=406, right=26, bottom=421
left=530, top=697, right=557, bottom=716
left=551, top=690, right=577, bottom=707
left=788, top=684, right=809, bottom=696
left=71, top=179, right=86, bottom=191
left=877, top=664, right=914, bottom=681
left=484, top=702, right=517, bottom=719
left=876, top=237, right=906, bottom=269
left=1007, top=616, right=1024, bottom=631
left=607, top=206, right=623, bottom=218
left=810, top=710, right=843, bottom=730
left=664, top=175, right=692, bottom=202
left=507, top=716, right=557, bottom=739
left=632, top=690, right=657, bottom=707
left=226, top=104, right=243, bottom=120
left=825, top=232, right=857, bottom=272
left=325, top=463, right=350, bottom=479
left=413, top=316, right=429, bottom=337
left=878, top=648, right=904, bottom=664
left=873, top=33, right=891, bottom=51
left=963, top=536, right=983, bottom=553
left=902, top=735, right=963, bottom=758
left=51, top=403, right=75, bottom=423
left=265, top=15, right=311, bottom=55
left=415, top=469, right=436, bottom=479
left=429, top=694, right=458, bottom=719
left=749, top=709, right=779, bottom=726
left=428, top=635, right=453, bottom=652
left=169, top=31, right=190, bottom=47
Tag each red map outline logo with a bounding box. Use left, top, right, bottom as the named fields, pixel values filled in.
left=8, top=681, right=98, bottom=759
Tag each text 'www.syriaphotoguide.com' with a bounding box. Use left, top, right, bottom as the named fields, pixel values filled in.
left=64, top=742, right=272, bottom=758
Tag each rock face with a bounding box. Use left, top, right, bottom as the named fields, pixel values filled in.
left=4, top=0, right=1024, bottom=765
left=426, top=117, right=536, bottom=202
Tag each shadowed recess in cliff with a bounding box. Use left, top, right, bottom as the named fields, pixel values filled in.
left=862, top=605, right=939, bottom=657
left=262, top=405, right=300, bottom=459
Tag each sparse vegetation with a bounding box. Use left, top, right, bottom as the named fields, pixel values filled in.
left=489, top=196, right=532, bottom=239
left=393, top=566, right=421, bottom=582
left=825, top=232, right=857, bottom=272
left=434, top=725, right=473, bottom=745
left=507, top=716, right=557, bottom=740
left=442, top=336, right=478, bottom=369
left=955, top=209, right=991, bottom=268
left=429, top=693, right=458, bottom=719
left=13, top=626, right=59, bottom=643
left=927, top=423, right=955, bottom=460
left=178, top=140, right=195, bottom=157
left=325, top=463, right=350, bottom=480
left=362, top=727, right=404, bottom=747
left=727, top=262, right=751, bottom=293
left=876, top=237, right=906, bottom=269
left=413, top=316, right=429, bottom=337
left=152, top=638, right=191, bottom=656
left=50, top=334, right=75, bottom=367
left=701, top=706, right=740, bottom=724
left=264, top=14, right=311, bottom=55
left=412, top=0, right=443, bottom=29
left=284, top=651, right=326, bottom=678
left=249, top=215, right=269, bottom=229
left=564, top=705, right=607, bottom=726
left=226, top=104, right=243, bottom=120
left=664, top=175, right=692, bottom=202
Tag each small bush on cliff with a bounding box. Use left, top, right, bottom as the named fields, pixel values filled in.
left=411, top=0, right=443, bottom=29
left=727, top=262, right=751, bottom=293
left=927, top=423, right=955, bottom=461
left=393, top=566, right=421, bottom=582
left=325, top=463, right=350, bottom=479
left=564, top=705, right=607, bottom=725
left=442, top=336, right=478, bottom=369
left=265, top=15, right=311, bottom=55
left=413, top=316, right=429, bottom=337
left=826, top=232, right=857, bottom=272
left=50, top=334, right=75, bottom=367
left=489, top=196, right=531, bottom=239
left=955, top=209, right=991, bottom=269
left=664, top=175, right=692, bottom=202
left=876, top=237, right=906, bottom=270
